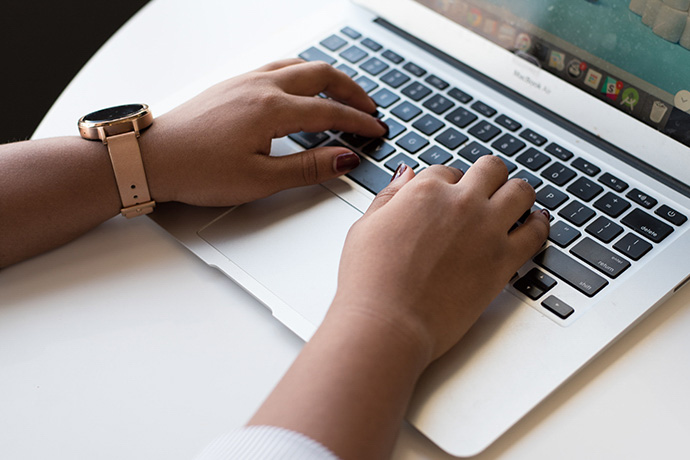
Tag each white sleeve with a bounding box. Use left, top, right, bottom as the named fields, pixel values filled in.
left=194, top=425, right=340, bottom=460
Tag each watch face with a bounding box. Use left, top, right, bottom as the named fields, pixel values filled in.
left=82, top=104, right=145, bottom=123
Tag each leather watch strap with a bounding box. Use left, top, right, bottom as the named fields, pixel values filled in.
left=105, top=131, right=155, bottom=218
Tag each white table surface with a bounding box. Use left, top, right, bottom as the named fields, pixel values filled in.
left=2, top=0, right=689, bottom=458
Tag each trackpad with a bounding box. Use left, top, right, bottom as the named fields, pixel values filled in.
left=198, top=185, right=364, bottom=326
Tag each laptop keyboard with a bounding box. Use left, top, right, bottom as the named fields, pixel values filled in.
left=290, top=26, right=687, bottom=321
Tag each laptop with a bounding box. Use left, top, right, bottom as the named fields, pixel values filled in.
left=149, top=0, right=690, bottom=456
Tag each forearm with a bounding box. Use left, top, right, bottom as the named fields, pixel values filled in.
left=0, top=137, right=121, bottom=267
left=249, top=302, right=431, bottom=460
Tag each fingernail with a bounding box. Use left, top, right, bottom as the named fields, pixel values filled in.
left=391, top=163, right=408, bottom=182
left=377, top=119, right=390, bottom=136
left=335, top=151, right=360, bottom=173
left=540, top=209, right=551, bottom=219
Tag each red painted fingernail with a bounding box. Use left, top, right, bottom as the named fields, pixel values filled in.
left=335, top=152, right=360, bottom=173
left=540, top=209, right=550, bottom=219
left=377, top=119, right=390, bottom=136
left=391, top=163, right=408, bottom=182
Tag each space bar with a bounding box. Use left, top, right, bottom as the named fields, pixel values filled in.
left=346, top=157, right=393, bottom=195
left=534, top=246, right=608, bottom=297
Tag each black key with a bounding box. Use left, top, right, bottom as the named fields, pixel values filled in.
left=549, top=220, right=581, bottom=247
left=355, top=75, right=378, bottom=93
left=360, top=57, right=389, bottom=76
left=391, top=101, right=422, bottom=122
left=541, top=162, right=577, bottom=186
left=536, top=185, right=569, bottom=210
left=520, top=128, right=547, bottom=146
left=401, top=82, right=432, bottom=101
left=586, top=216, right=623, bottom=243
left=395, top=132, right=429, bottom=154
left=340, top=27, right=361, bottom=39
left=420, top=146, right=452, bottom=165
left=346, top=158, right=392, bottom=194
left=403, top=61, right=426, bottom=77
left=494, top=114, right=521, bottom=132
left=371, top=88, right=400, bottom=108
left=470, top=100, right=497, bottom=117
left=449, top=158, right=471, bottom=173
left=593, top=192, right=630, bottom=218
left=320, top=34, right=348, bottom=51
left=514, top=268, right=557, bottom=300
left=288, top=131, right=329, bottom=149
left=542, top=295, right=575, bottom=319
left=340, top=132, right=371, bottom=148
left=516, top=147, right=551, bottom=171
left=572, top=157, right=600, bottom=176
left=413, top=114, right=445, bottom=135
left=626, top=188, right=657, bottom=209
left=567, top=177, right=603, bottom=202
left=362, top=139, right=396, bottom=161
left=468, top=121, right=501, bottom=142
left=448, top=87, right=473, bottom=104
left=512, top=170, right=542, bottom=189
left=621, top=208, right=674, bottom=243
left=382, top=118, right=405, bottom=139
left=381, top=49, right=404, bottom=64
left=423, top=94, right=455, bottom=114
left=655, top=205, right=687, bottom=226
left=299, top=47, right=337, bottom=65
left=545, top=142, right=574, bottom=160
left=613, top=233, right=653, bottom=261
left=534, top=246, right=608, bottom=297
left=558, top=201, right=596, bottom=226
left=571, top=237, right=630, bottom=278
left=436, top=128, right=468, bottom=150
left=425, top=74, right=449, bottom=90
left=339, top=45, right=368, bottom=63
left=598, top=172, right=628, bottom=192
left=384, top=152, right=419, bottom=171
left=380, top=69, right=410, bottom=88
left=361, top=37, right=382, bottom=51
left=492, top=134, right=525, bottom=157
left=458, top=141, right=492, bottom=163
left=499, top=156, right=518, bottom=173
left=445, top=107, right=478, bottom=129
left=336, top=63, right=357, bottom=78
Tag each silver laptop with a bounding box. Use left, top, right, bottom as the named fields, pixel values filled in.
left=150, top=0, right=690, bottom=456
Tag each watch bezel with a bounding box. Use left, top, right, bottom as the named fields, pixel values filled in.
left=78, top=103, right=153, bottom=142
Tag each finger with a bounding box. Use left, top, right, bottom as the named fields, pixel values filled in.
left=365, top=164, right=416, bottom=215
left=489, top=178, right=537, bottom=228
left=254, top=58, right=305, bottom=72
left=507, top=210, right=551, bottom=262
left=270, top=61, right=376, bottom=114
left=417, top=164, right=464, bottom=184
left=458, top=155, right=508, bottom=197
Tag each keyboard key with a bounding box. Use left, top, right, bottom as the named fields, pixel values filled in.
left=499, top=156, right=517, bottom=173
left=340, top=45, right=368, bottom=63
left=299, top=47, right=337, bottom=65
left=320, top=34, right=348, bottom=51
left=542, top=295, right=575, bottom=319
left=448, top=87, right=473, bottom=104
left=613, top=233, right=653, bottom=261
left=567, top=177, right=603, bottom=202
left=621, top=208, right=673, bottom=243
left=288, top=131, right=329, bottom=149
left=391, top=101, right=422, bottom=122
left=423, top=94, right=455, bottom=114
left=362, top=139, right=396, bottom=161
left=586, top=216, right=623, bottom=243
left=413, top=114, right=445, bottom=135
left=395, top=132, right=429, bottom=154
left=468, top=121, right=501, bottom=142
left=380, top=69, right=410, bottom=88
left=512, top=170, right=542, bottom=189
left=449, top=158, right=471, bottom=173
left=384, top=152, right=419, bottom=171
left=516, top=147, right=551, bottom=171
left=541, top=162, right=577, bottom=186
left=559, top=201, right=596, bottom=226
left=340, top=27, right=361, bottom=39
left=371, top=88, right=400, bottom=108
left=346, top=158, right=392, bottom=194
left=420, top=146, right=452, bottom=165
left=536, top=185, right=569, bottom=210
left=360, top=57, right=389, bottom=76
left=495, top=114, right=522, bottom=132
left=514, top=268, right=556, bottom=300
left=492, top=134, right=525, bottom=156
left=520, top=128, right=547, bottom=146
left=458, top=141, right=492, bottom=163
left=445, top=107, right=478, bottom=129
left=470, top=101, right=497, bottom=117
left=626, top=188, right=657, bottom=209
left=340, top=132, right=371, bottom=148
left=382, top=118, right=405, bottom=139
left=593, top=192, right=630, bottom=218
left=571, top=237, right=630, bottom=278
left=381, top=49, right=404, bottom=64
left=401, top=82, right=432, bottom=101
left=572, top=157, right=600, bottom=176
left=655, top=205, right=687, bottom=226
left=436, top=128, right=468, bottom=150
left=425, top=74, right=449, bottom=90
left=534, top=246, right=608, bottom=297
left=598, top=172, right=628, bottom=192
left=355, top=75, right=378, bottom=93
left=361, top=37, right=383, bottom=51
left=336, top=63, right=357, bottom=78
left=544, top=142, right=574, bottom=160
left=549, top=220, right=581, bottom=247
left=403, top=61, right=426, bottom=77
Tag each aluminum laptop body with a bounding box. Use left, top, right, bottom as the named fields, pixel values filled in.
left=150, top=0, right=690, bottom=456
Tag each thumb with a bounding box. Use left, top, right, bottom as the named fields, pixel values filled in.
left=365, top=164, right=415, bottom=215
left=263, top=146, right=361, bottom=190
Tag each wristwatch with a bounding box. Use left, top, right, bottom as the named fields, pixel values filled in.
left=78, top=103, right=156, bottom=218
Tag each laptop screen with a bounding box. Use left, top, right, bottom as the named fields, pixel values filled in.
left=414, top=0, right=690, bottom=148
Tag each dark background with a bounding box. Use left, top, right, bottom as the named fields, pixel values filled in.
left=1, top=0, right=151, bottom=144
